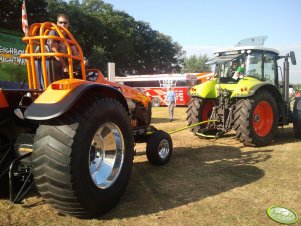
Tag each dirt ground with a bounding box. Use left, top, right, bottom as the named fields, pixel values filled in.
left=0, top=107, right=300, bottom=226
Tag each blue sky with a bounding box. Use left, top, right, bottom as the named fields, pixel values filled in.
left=66, top=0, right=301, bottom=83
left=102, top=0, right=301, bottom=83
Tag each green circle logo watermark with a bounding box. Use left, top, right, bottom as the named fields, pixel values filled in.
left=267, top=206, right=299, bottom=224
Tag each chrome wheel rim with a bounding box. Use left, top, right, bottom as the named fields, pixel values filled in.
left=89, top=122, right=124, bottom=189
left=158, top=139, right=170, bottom=159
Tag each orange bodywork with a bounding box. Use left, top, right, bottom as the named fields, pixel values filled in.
left=196, top=72, right=214, bottom=83
left=20, top=22, right=151, bottom=108
left=92, top=69, right=151, bottom=107
left=0, top=90, right=9, bottom=108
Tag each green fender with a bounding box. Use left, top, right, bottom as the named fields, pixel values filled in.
left=189, top=79, right=218, bottom=98
left=189, top=77, right=280, bottom=99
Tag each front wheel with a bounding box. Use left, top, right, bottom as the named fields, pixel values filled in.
left=31, top=97, right=134, bottom=218
left=146, top=130, right=172, bottom=165
left=186, top=98, right=215, bottom=134
left=233, top=90, right=278, bottom=146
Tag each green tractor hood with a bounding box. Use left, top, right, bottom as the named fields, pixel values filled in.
left=190, top=77, right=266, bottom=98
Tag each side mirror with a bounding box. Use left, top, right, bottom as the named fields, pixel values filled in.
left=290, top=51, right=297, bottom=65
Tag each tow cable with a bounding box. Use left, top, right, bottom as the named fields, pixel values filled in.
left=146, top=120, right=217, bottom=137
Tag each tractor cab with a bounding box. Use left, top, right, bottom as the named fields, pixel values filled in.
left=206, top=46, right=280, bottom=86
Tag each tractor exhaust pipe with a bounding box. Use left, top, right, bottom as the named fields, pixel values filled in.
left=283, top=55, right=289, bottom=104
left=282, top=51, right=296, bottom=104
left=281, top=51, right=296, bottom=124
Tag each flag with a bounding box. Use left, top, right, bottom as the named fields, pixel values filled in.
left=22, top=0, right=29, bottom=36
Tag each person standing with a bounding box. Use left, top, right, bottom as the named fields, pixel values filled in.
left=164, top=86, right=176, bottom=122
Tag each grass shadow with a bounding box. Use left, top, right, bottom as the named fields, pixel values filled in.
left=102, top=145, right=270, bottom=220
left=0, top=182, right=41, bottom=205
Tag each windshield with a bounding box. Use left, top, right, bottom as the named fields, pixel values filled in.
left=211, top=55, right=246, bottom=79
left=207, top=50, right=278, bottom=84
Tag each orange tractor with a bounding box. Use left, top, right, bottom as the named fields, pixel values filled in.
left=0, top=22, right=172, bottom=218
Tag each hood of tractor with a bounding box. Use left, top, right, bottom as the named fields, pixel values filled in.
left=190, top=77, right=265, bottom=98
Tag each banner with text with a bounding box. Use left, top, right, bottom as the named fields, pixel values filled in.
left=0, top=29, right=27, bottom=83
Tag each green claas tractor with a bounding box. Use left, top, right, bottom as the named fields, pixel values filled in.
left=0, top=22, right=172, bottom=218
left=187, top=43, right=301, bottom=146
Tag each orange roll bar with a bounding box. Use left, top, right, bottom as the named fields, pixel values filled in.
left=20, top=22, right=86, bottom=89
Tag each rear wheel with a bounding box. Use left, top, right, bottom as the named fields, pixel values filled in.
left=186, top=98, right=215, bottom=134
left=146, top=130, right=172, bottom=165
left=31, top=97, right=134, bottom=218
left=234, top=90, right=278, bottom=146
left=293, top=97, right=301, bottom=138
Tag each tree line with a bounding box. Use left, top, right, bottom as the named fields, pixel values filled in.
left=0, top=0, right=211, bottom=75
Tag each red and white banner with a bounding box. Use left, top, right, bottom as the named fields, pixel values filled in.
left=22, top=0, right=29, bottom=36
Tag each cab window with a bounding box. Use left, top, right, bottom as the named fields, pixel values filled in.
left=263, top=52, right=277, bottom=85
left=245, top=52, right=262, bottom=80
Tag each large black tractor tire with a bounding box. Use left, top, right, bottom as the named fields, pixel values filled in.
left=186, top=97, right=215, bottom=134
left=293, top=97, right=301, bottom=138
left=233, top=90, right=278, bottom=146
left=146, top=130, right=172, bottom=165
left=31, top=97, right=134, bottom=218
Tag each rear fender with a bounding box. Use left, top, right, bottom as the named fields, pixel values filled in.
left=231, top=77, right=275, bottom=98
left=234, top=82, right=284, bottom=120
left=232, top=82, right=282, bottom=100
left=24, top=80, right=128, bottom=120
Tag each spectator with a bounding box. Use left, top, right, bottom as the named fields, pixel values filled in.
left=164, top=86, right=176, bottom=122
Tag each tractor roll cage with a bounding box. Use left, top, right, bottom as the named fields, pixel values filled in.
left=20, top=22, right=86, bottom=89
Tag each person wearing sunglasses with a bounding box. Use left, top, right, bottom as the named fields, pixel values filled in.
left=47, top=14, right=79, bottom=77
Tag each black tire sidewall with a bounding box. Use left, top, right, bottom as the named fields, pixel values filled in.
left=249, top=91, right=278, bottom=146
left=187, top=98, right=214, bottom=133
left=71, top=98, right=134, bottom=214
left=186, top=98, right=200, bottom=132
left=146, top=130, right=172, bottom=165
